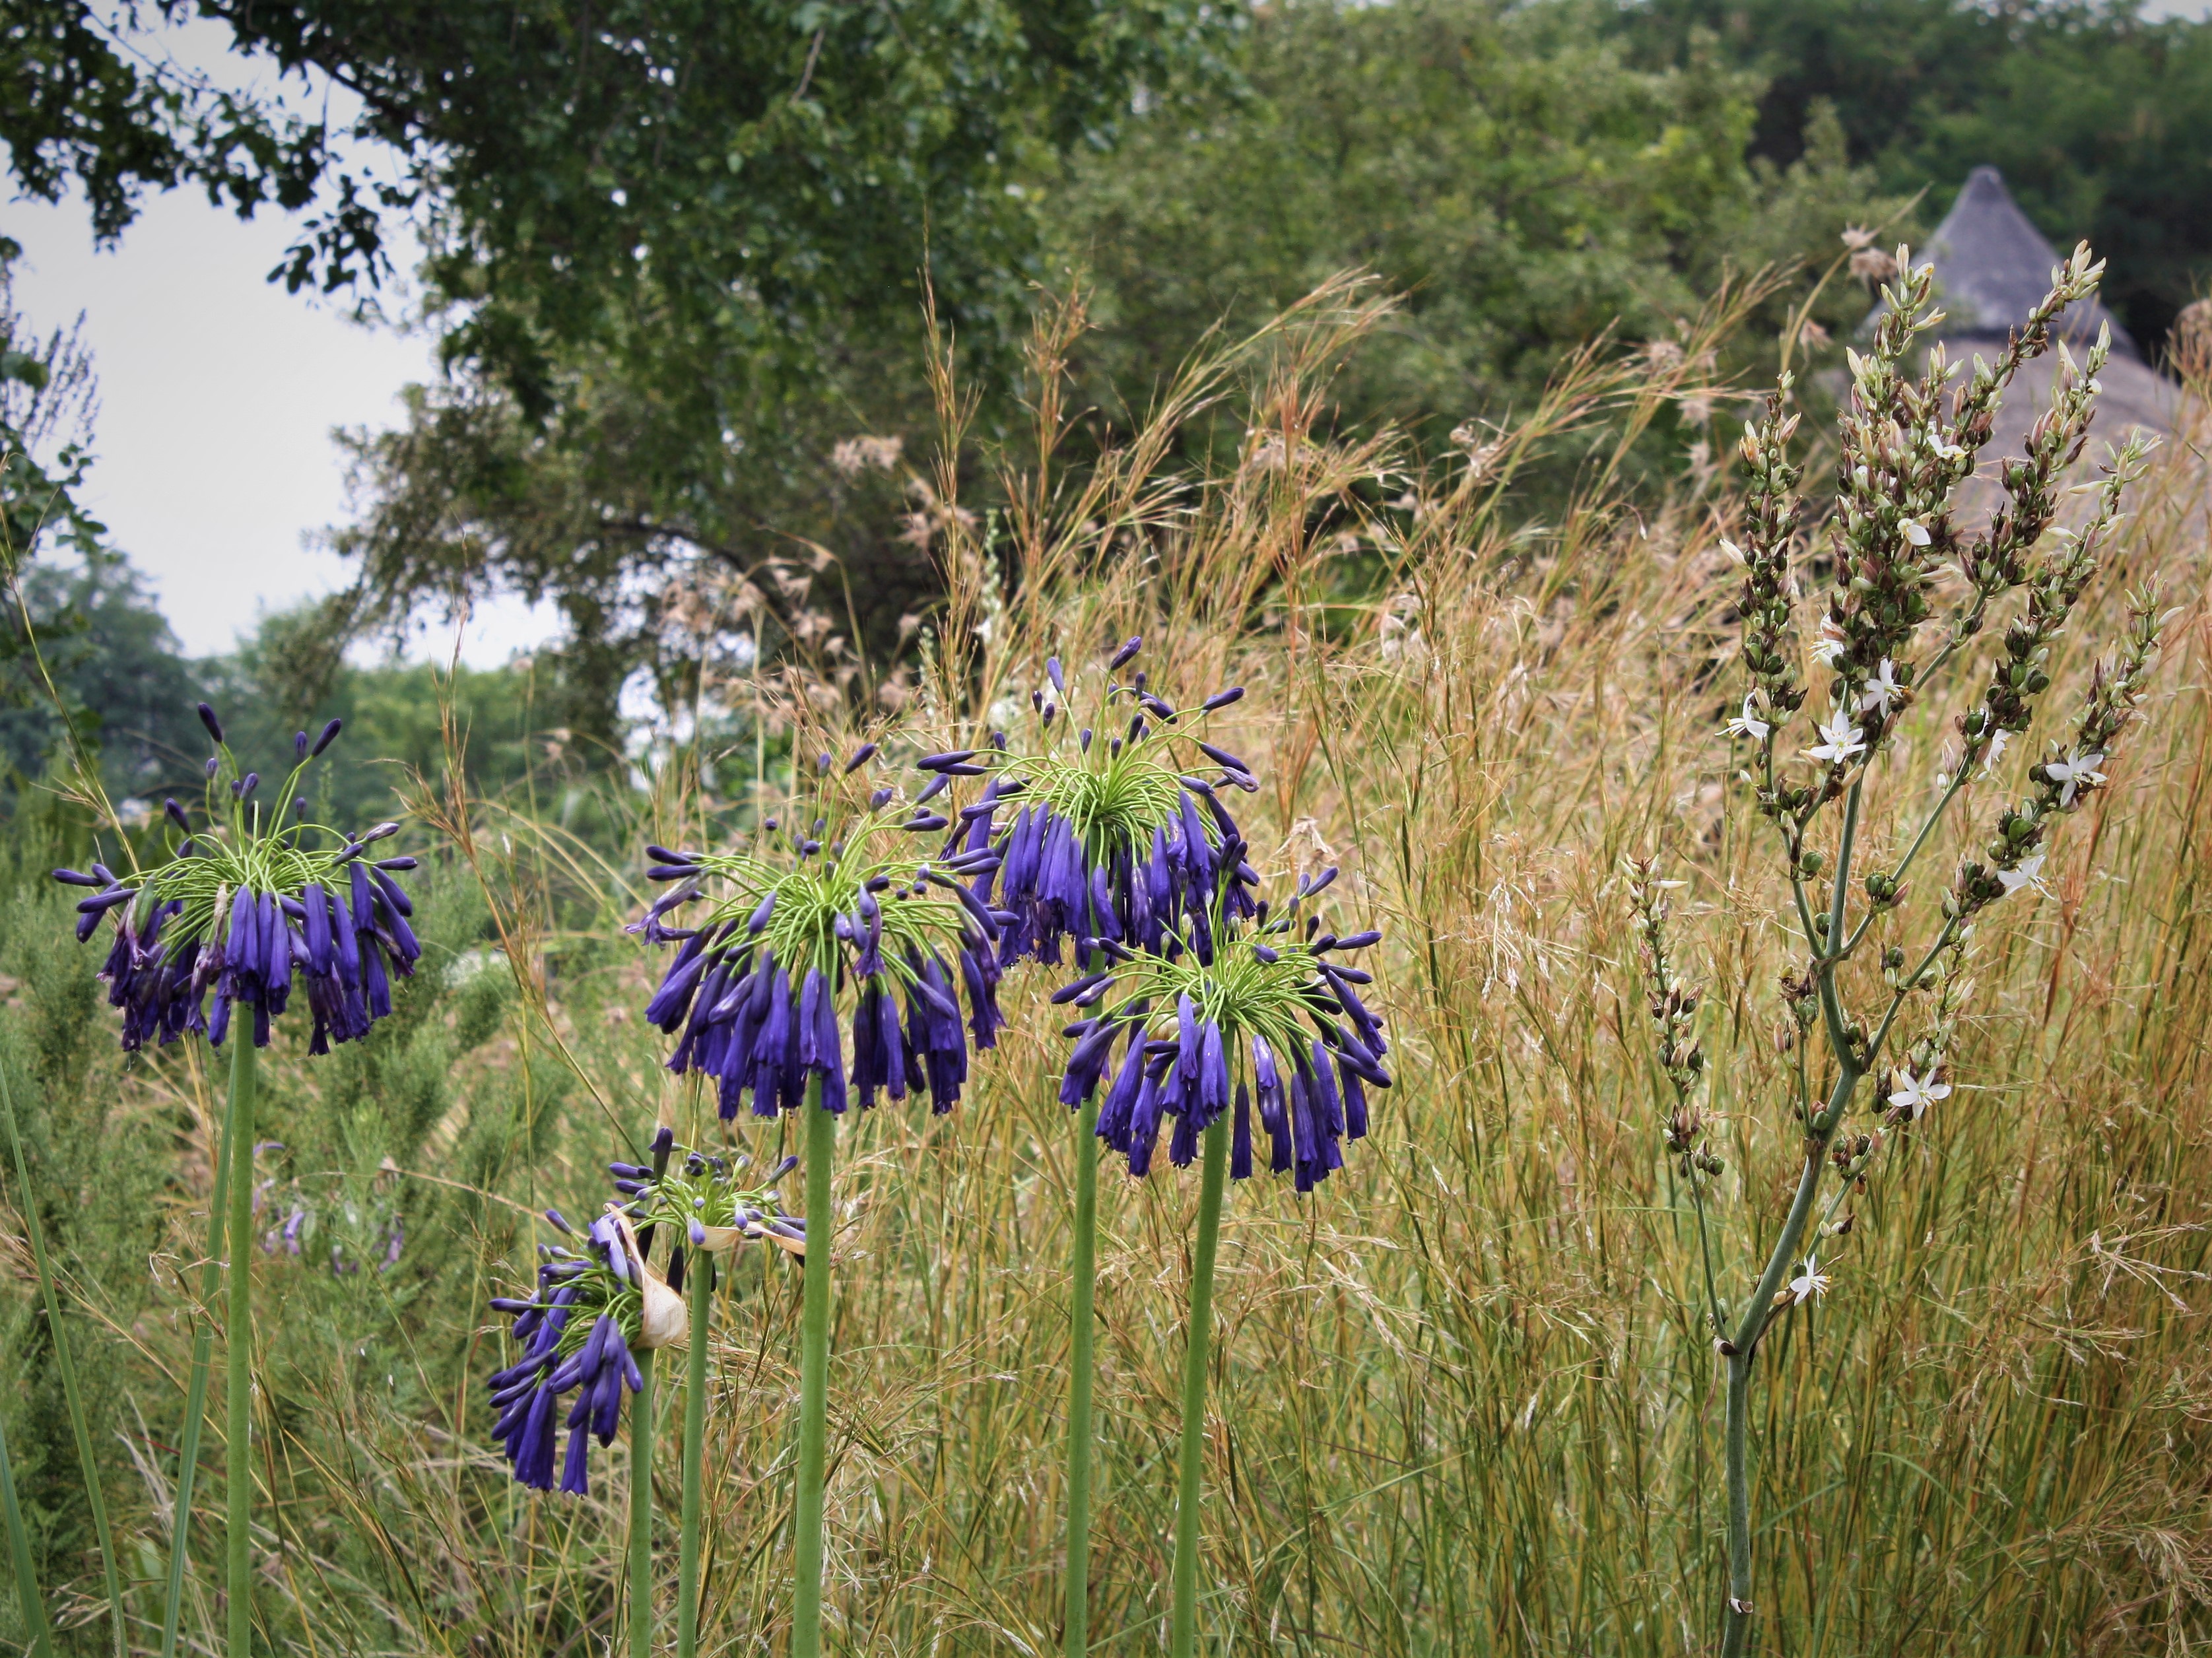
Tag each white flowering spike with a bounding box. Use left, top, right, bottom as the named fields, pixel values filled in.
left=2044, top=747, right=2106, bottom=808
left=1996, top=853, right=2048, bottom=900
left=1859, top=659, right=1905, bottom=719
left=1887, top=1068, right=1951, bottom=1121
left=1805, top=708, right=1867, bottom=766
left=1725, top=695, right=1771, bottom=743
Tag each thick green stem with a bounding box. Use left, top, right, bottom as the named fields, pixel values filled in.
left=628, top=1349, right=657, bottom=1658
left=677, top=1250, right=714, bottom=1658
left=164, top=1049, right=240, bottom=1658
left=1724, top=785, right=1864, bottom=1657
left=1722, top=1350, right=1752, bottom=1658
left=1168, top=1119, right=1228, bottom=1658
left=0, top=1050, right=123, bottom=1657
left=1064, top=1100, right=1100, bottom=1658
left=791, top=1077, right=834, bottom=1658
left=1722, top=1081, right=1856, bottom=1656
left=224, top=1034, right=257, bottom=1658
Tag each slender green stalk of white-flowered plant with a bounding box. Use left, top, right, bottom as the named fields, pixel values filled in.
left=1630, top=240, right=2170, bottom=1658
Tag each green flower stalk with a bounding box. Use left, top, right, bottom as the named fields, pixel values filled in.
left=634, top=745, right=1004, bottom=1658
left=613, top=1139, right=804, bottom=1658
left=1054, top=863, right=1388, bottom=1658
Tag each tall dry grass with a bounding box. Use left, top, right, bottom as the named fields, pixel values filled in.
left=19, top=273, right=2212, bottom=1657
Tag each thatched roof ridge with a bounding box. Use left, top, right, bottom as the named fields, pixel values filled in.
left=1867, top=167, right=2139, bottom=360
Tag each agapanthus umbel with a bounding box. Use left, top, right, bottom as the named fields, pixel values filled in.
left=939, top=639, right=1259, bottom=970
left=488, top=1131, right=803, bottom=1493
left=609, top=1142, right=808, bottom=1259
left=1057, top=866, right=1389, bottom=1191
left=55, top=707, right=422, bottom=1051
left=488, top=1205, right=671, bottom=1494
left=635, top=747, right=1007, bottom=1117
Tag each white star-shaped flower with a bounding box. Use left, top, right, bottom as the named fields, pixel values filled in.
left=2044, top=747, right=2106, bottom=808
left=1859, top=658, right=1905, bottom=718
left=1725, top=695, right=1771, bottom=743
left=1996, top=853, right=2048, bottom=900
left=1981, top=727, right=2011, bottom=777
left=1805, top=708, right=1866, bottom=766
left=1900, top=518, right=1932, bottom=548
left=1887, top=1067, right=1951, bottom=1121
left=1788, top=1255, right=1832, bottom=1305
left=1811, top=620, right=1849, bottom=667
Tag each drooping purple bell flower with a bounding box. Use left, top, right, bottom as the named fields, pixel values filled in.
left=58, top=703, right=422, bottom=1052
left=1057, top=869, right=1387, bottom=1190
left=927, top=639, right=1260, bottom=970
left=634, top=746, right=1007, bottom=1120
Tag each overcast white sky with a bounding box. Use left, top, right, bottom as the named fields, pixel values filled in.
left=1, top=17, right=561, bottom=667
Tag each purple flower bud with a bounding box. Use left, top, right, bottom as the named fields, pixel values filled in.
left=295, top=730, right=310, bottom=760
left=52, top=868, right=101, bottom=887
left=165, top=798, right=190, bottom=832
left=312, top=717, right=343, bottom=755
left=915, top=773, right=951, bottom=805
left=844, top=743, right=879, bottom=774
left=363, top=822, right=400, bottom=844
left=1047, top=657, right=1066, bottom=695
left=206, top=757, right=219, bottom=778
left=197, top=703, right=224, bottom=743
left=1109, top=635, right=1142, bottom=669
left=1201, top=686, right=1245, bottom=712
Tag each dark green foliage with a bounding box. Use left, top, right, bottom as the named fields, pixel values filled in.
left=0, top=252, right=103, bottom=572
left=0, top=552, right=203, bottom=803
left=1624, top=0, right=2212, bottom=352
left=1048, top=0, right=1898, bottom=470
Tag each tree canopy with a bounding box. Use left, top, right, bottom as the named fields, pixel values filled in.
left=1624, top=0, right=2212, bottom=352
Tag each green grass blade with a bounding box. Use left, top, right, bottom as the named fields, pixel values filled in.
left=0, top=1044, right=125, bottom=1658
left=0, top=1393, right=54, bottom=1658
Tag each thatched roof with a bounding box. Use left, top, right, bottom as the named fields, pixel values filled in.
left=1912, top=166, right=2139, bottom=360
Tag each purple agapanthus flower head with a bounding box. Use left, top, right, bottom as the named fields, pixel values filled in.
left=490, top=1132, right=803, bottom=1492
left=926, top=640, right=1259, bottom=971
left=634, top=745, right=1008, bottom=1119
left=1057, top=865, right=1388, bottom=1191
left=56, top=709, right=420, bottom=1051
